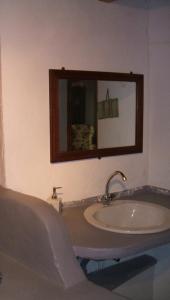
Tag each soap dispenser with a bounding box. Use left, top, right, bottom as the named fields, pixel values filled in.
left=47, top=187, right=63, bottom=213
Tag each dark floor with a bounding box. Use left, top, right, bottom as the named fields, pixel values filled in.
left=86, top=255, right=157, bottom=291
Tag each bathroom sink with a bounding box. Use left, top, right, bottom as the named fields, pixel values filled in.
left=84, top=200, right=170, bottom=234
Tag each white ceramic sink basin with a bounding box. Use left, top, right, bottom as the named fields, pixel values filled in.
left=84, top=200, right=170, bottom=234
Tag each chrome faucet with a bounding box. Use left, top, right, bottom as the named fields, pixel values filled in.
left=101, top=171, right=127, bottom=205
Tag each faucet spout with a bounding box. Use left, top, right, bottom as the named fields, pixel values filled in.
left=102, top=170, right=127, bottom=205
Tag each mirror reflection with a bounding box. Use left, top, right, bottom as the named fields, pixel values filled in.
left=59, top=79, right=97, bottom=152
left=59, top=79, right=136, bottom=151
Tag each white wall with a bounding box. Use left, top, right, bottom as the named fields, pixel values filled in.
left=0, top=0, right=149, bottom=202
left=148, top=0, right=170, bottom=189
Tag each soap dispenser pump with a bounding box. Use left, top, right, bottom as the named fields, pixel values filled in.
left=52, top=186, right=59, bottom=199
left=48, top=187, right=63, bottom=213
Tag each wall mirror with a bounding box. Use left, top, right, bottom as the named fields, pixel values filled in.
left=49, top=69, right=143, bottom=162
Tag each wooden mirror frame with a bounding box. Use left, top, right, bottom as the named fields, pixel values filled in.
left=49, top=69, right=144, bottom=162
